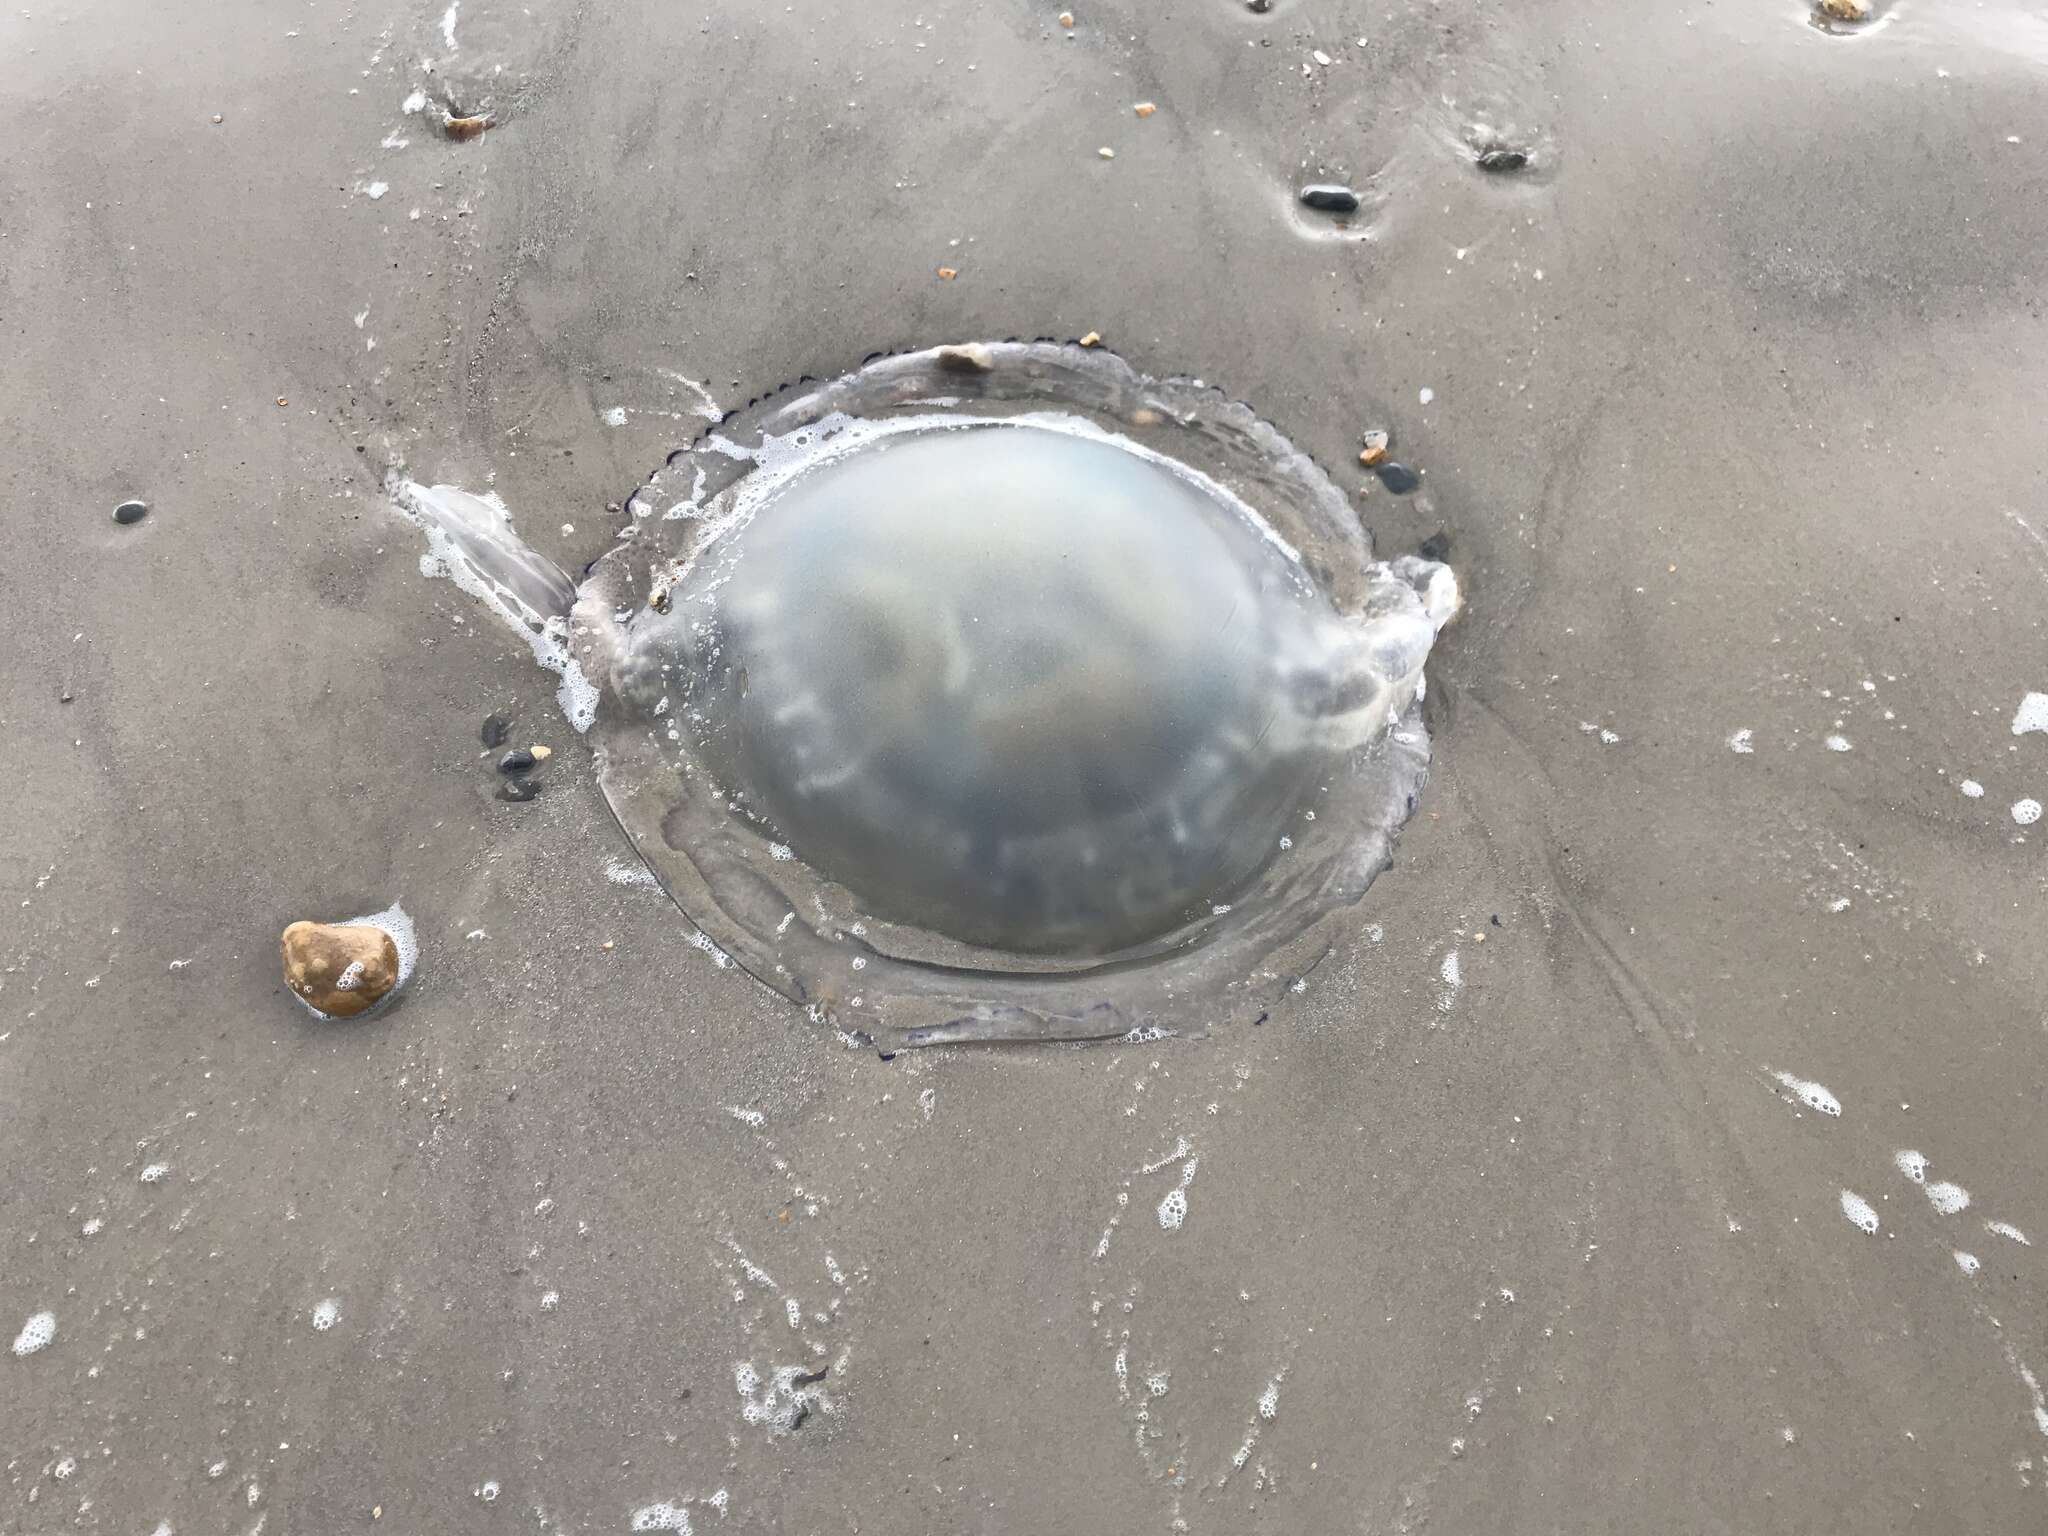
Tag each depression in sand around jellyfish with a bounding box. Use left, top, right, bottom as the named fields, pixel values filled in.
left=397, top=343, right=1459, bottom=1047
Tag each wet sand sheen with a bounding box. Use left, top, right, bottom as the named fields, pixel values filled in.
left=1, top=0, right=2045, bottom=1532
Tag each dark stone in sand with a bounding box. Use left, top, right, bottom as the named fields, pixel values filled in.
left=1299, top=184, right=1360, bottom=214
left=1419, top=531, right=1452, bottom=561
left=498, top=748, right=536, bottom=774
left=113, top=500, right=148, bottom=525
left=481, top=712, right=510, bottom=748
left=1247, top=0, right=1273, bottom=11
left=1476, top=146, right=1529, bottom=173
left=1374, top=462, right=1421, bottom=494
left=497, top=778, right=539, bottom=803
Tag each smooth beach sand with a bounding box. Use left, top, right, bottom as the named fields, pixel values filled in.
left=3, top=0, right=2045, bottom=1529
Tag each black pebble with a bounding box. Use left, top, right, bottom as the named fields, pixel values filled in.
left=1419, top=531, right=1451, bottom=560
left=496, top=778, right=539, bottom=803
left=1298, top=184, right=1360, bottom=214
left=1476, top=146, right=1529, bottom=173
left=112, top=500, right=148, bottom=525
left=1247, top=0, right=1273, bottom=11
left=481, top=712, right=511, bottom=748
left=498, top=748, right=536, bottom=774
left=1374, top=462, right=1421, bottom=495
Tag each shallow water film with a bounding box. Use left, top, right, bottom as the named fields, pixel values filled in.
left=13, top=0, right=2048, bottom=1530
left=579, top=344, right=1456, bottom=1045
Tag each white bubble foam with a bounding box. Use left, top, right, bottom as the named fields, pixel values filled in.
left=312, top=1298, right=340, bottom=1331
left=391, top=481, right=599, bottom=733
left=631, top=1503, right=694, bottom=1534
left=402, top=89, right=427, bottom=113
left=1840, top=1190, right=1880, bottom=1234
left=1824, top=734, right=1853, bottom=753
left=1729, top=729, right=1755, bottom=754
left=1961, top=779, right=1985, bottom=798
left=2012, top=692, right=2048, bottom=737
left=1157, top=1154, right=1199, bottom=1232
left=603, top=406, right=628, bottom=427
left=1955, top=1251, right=1981, bottom=1276
left=1926, top=1180, right=1971, bottom=1216
left=606, top=859, right=660, bottom=888
left=2013, top=798, right=2042, bottom=826
left=140, top=1162, right=170, bottom=1184
left=476, top=1479, right=499, bottom=1503
left=11, top=1310, right=56, bottom=1356
left=1895, top=1149, right=1928, bottom=1183
left=1771, top=1071, right=1842, bottom=1117
left=1157, top=1188, right=1188, bottom=1231
left=1987, top=1220, right=2031, bottom=1246
left=1258, top=1380, right=1281, bottom=1420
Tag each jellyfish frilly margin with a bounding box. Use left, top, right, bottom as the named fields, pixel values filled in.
left=565, top=342, right=1460, bottom=1050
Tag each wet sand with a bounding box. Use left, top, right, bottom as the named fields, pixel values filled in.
left=4, top=0, right=2047, bottom=1530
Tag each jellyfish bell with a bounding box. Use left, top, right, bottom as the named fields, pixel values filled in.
left=402, top=342, right=1458, bottom=1048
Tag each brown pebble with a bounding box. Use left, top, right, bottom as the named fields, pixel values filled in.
left=444, top=113, right=491, bottom=140
left=1059, top=11, right=1074, bottom=26
left=1134, top=102, right=1157, bottom=117
left=936, top=266, right=958, bottom=280
left=936, top=343, right=994, bottom=372
left=211, top=113, right=223, bottom=124
left=1358, top=428, right=1390, bottom=466
left=276, top=396, right=288, bottom=407
left=281, top=921, right=400, bottom=1018
left=1816, top=0, right=1869, bottom=18
left=530, top=744, right=553, bottom=761
left=1079, top=331, right=1101, bottom=347
left=1130, top=408, right=1162, bottom=427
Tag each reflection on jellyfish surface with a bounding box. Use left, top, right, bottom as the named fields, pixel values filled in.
left=416, top=342, right=1460, bottom=1049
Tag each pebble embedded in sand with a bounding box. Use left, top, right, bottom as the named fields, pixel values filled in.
left=497, top=778, right=539, bottom=803
left=498, top=748, right=536, bottom=774
left=480, top=711, right=510, bottom=747
left=1358, top=429, right=1390, bottom=466
left=281, top=921, right=401, bottom=1018
left=1134, top=102, right=1157, bottom=118
left=1374, top=462, right=1421, bottom=494
left=1299, top=184, right=1360, bottom=214
left=1079, top=331, right=1101, bottom=347
left=444, top=113, right=491, bottom=140
left=936, top=266, right=958, bottom=280
left=113, top=500, right=148, bottom=525
left=1815, top=0, right=1870, bottom=19
left=1476, top=145, right=1529, bottom=173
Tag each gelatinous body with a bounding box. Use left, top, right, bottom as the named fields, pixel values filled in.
left=656, top=424, right=1364, bottom=953
left=579, top=344, right=1457, bottom=1046
left=402, top=342, right=1459, bottom=1047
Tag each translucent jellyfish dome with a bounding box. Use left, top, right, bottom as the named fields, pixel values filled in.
left=572, top=343, right=1458, bottom=1048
